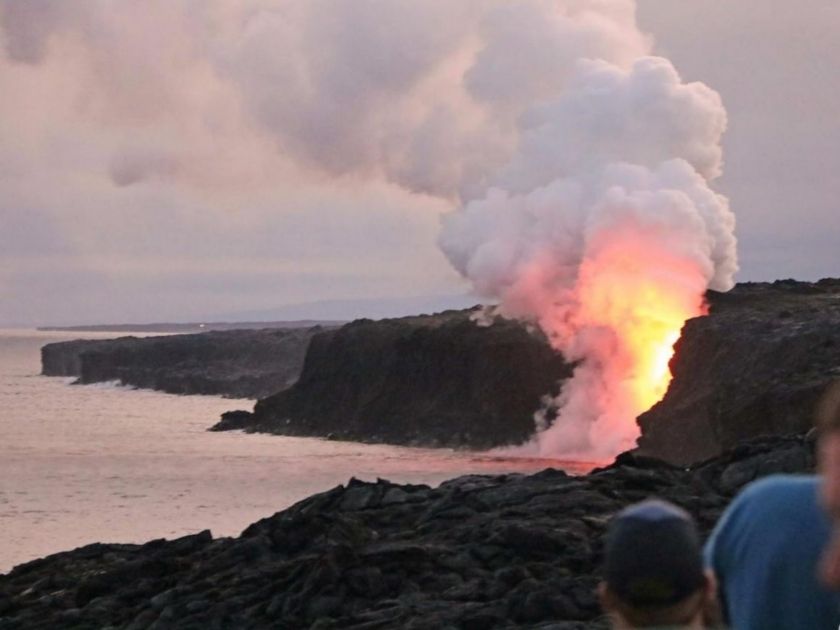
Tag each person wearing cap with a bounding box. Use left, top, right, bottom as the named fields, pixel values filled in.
left=599, top=499, right=718, bottom=629
left=703, top=381, right=840, bottom=629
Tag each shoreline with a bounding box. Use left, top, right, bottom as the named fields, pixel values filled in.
left=4, top=331, right=582, bottom=577
left=0, top=433, right=813, bottom=628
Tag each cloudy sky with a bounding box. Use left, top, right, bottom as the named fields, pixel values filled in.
left=1, top=0, right=837, bottom=326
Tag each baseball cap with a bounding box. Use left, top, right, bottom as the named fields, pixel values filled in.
left=603, top=499, right=705, bottom=607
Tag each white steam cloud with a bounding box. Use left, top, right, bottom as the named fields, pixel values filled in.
left=1, top=0, right=737, bottom=457
left=1, top=0, right=649, bottom=197
left=440, top=54, right=737, bottom=458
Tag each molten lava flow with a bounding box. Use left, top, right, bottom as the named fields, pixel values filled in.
left=578, top=257, right=706, bottom=413
left=534, top=228, right=710, bottom=458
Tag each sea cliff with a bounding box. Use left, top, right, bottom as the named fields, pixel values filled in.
left=212, top=310, right=571, bottom=449
left=41, top=327, right=329, bottom=400
left=636, top=278, right=840, bottom=464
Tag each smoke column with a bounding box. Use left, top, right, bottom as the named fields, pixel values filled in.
left=1, top=1, right=737, bottom=457
left=440, top=56, right=737, bottom=458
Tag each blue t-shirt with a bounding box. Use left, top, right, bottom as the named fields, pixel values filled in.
left=704, top=474, right=840, bottom=630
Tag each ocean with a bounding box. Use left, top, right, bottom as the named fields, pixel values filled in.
left=0, top=329, right=591, bottom=573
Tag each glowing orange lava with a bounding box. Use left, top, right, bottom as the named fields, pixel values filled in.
left=576, top=236, right=709, bottom=422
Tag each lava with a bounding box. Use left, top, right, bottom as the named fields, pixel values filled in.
left=575, top=238, right=709, bottom=414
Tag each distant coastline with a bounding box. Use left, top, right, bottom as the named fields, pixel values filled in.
left=37, top=320, right=345, bottom=334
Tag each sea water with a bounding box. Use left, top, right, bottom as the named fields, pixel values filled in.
left=0, top=329, right=593, bottom=572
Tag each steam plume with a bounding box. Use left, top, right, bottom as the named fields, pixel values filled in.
left=440, top=58, right=737, bottom=458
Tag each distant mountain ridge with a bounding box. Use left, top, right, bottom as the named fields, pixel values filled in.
left=217, top=293, right=482, bottom=322
left=38, top=320, right=343, bottom=334
left=35, top=293, right=481, bottom=333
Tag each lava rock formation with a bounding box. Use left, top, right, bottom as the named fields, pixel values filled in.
left=211, top=310, right=571, bottom=449
left=0, top=433, right=814, bottom=629
left=637, top=279, right=840, bottom=464
left=41, top=327, right=329, bottom=400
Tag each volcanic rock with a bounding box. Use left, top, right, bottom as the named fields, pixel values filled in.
left=41, top=327, right=330, bottom=399
left=637, top=279, right=840, bottom=465
left=0, top=433, right=815, bottom=629
left=212, top=310, right=572, bottom=448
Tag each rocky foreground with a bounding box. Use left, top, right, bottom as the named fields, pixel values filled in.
left=0, top=434, right=813, bottom=629
left=41, top=327, right=333, bottom=400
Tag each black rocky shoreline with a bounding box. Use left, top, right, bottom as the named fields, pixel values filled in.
left=0, top=433, right=815, bottom=629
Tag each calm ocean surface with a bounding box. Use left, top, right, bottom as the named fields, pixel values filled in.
left=0, top=329, right=593, bottom=573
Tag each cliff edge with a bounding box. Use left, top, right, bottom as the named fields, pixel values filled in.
left=637, top=279, right=840, bottom=465
left=41, top=327, right=328, bottom=400
left=213, top=310, right=571, bottom=449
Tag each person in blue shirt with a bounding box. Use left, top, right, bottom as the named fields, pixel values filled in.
left=705, top=380, right=840, bottom=629
left=704, top=475, right=840, bottom=630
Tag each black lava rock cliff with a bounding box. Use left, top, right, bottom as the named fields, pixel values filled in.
left=212, top=310, right=571, bottom=449
left=41, top=327, right=328, bottom=400
left=637, top=279, right=840, bottom=465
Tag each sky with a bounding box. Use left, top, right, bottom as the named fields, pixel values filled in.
left=0, top=0, right=837, bottom=326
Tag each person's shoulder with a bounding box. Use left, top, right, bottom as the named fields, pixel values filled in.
left=740, top=473, right=817, bottom=495
left=705, top=475, right=821, bottom=567
left=733, top=473, right=819, bottom=509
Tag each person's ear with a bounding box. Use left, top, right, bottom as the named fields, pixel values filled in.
left=818, top=432, right=840, bottom=520
left=598, top=581, right=611, bottom=609
left=701, top=568, right=724, bottom=627
left=703, top=569, right=717, bottom=600
left=819, top=528, right=840, bottom=588
left=599, top=581, right=626, bottom=616
left=598, top=583, right=626, bottom=628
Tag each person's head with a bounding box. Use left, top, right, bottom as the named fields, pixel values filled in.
left=599, top=499, right=716, bottom=629
left=814, top=380, right=840, bottom=587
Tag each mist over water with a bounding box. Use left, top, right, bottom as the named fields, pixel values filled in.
left=0, top=329, right=594, bottom=573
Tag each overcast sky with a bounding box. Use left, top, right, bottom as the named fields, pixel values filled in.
left=1, top=1, right=837, bottom=326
